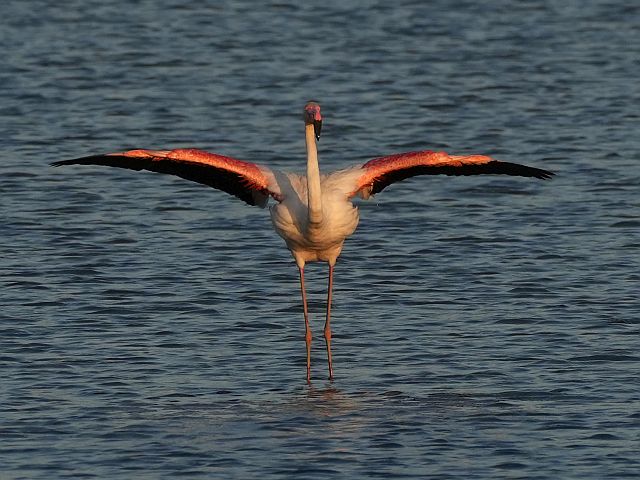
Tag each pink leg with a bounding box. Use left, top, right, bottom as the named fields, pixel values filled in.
left=324, top=264, right=335, bottom=380
left=299, top=267, right=312, bottom=383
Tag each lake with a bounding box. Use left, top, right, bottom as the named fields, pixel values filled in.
left=1, top=0, right=638, bottom=478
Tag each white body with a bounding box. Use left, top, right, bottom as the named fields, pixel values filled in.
left=268, top=167, right=363, bottom=267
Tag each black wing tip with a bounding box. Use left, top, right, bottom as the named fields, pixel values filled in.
left=489, top=161, right=555, bottom=180
left=50, top=158, right=93, bottom=167
left=50, top=154, right=117, bottom=168
left=532, top=170, right=554, bottom=180
left=536, top=169, right=555, bottom=180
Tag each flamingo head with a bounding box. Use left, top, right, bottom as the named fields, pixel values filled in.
left=303, top=101, right=322, bottom=141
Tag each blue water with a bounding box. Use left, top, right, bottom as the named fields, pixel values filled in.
left=2, top=1, right=639, bottom=478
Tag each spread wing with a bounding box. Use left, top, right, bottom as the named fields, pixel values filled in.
left=351, top=150, right=554, bottom=198
left=51, top=148, right=279, bottom=207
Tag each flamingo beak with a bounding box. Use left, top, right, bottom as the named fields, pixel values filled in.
left=314, top=119, right=322, bottom=141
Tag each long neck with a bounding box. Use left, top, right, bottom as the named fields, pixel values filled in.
left=305, top=124, right=323, bottom=225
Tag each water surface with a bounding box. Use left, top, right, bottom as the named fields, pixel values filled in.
left=2, top=1, right=639, bottom=478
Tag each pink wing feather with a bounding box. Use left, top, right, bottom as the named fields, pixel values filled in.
left=52, top=148, right=276, bottom=207
left=352, top=150, right=553, bottom=198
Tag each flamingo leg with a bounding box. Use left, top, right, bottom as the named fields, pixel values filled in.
left=299, top=267, right=312, bottom=383
left=324, top=264, right=335, bottom=380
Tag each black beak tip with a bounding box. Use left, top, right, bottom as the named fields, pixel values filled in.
left=314, top=120, right=322, bottom=141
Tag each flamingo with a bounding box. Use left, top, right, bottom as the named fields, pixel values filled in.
left=51, top=101, right=553, bottom=382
